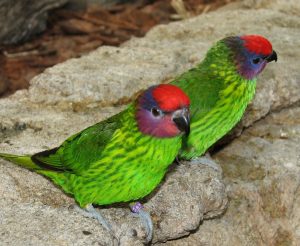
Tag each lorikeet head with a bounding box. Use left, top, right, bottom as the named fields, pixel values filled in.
left=136, top=84, right=190, bottom=138
left=223, top=35, right=277, bottom=80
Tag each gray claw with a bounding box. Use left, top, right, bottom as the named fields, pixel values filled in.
left=130, top=202, right=153, bottom=243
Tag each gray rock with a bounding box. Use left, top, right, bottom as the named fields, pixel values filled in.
left=0, top=0, right=68, bottom=44
left=0, top=0, right=299, bottom=245
left=26, top=0, right=300, bottom=123
left=162, top=106, right=300, bottom=246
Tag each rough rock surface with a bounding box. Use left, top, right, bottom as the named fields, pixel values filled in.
left=0, top=0, right=67, bottom=44
left=161, top=106, right=300, bottom=246
left=0, top=0, right=300, bottom=245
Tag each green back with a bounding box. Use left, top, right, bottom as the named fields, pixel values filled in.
left=171, top=41, right=256, bottom=159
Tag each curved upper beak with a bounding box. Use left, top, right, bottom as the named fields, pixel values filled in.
left=265, top=50, right=277, bottom=63
left=172, top=108, right=190, bottom=136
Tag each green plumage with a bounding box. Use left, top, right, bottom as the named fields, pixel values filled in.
left=172, top=40, right=256, bottom=159
left=0, top=104, right=182, bottom=207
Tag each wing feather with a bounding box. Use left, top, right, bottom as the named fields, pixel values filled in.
left=32, top=109, right=126, bottom=174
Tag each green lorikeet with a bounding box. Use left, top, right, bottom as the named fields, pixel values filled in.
left=0, top=84, right=190, bottom=243
left=171, top=35, right=277, bottom=161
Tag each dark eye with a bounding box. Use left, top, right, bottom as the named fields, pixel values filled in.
left=151, top=107, right=161, bottom=117
left=252, top=57, right=261, bottom=64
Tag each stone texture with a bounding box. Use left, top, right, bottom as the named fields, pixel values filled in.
left=0, top=0, right=68, bottom=44
left=0, top=0, right=299, bottom=245
left=162, top=106, right=300, bottom=246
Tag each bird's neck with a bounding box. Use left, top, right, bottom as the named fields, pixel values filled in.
left=202, top=42, right=257, bottom=103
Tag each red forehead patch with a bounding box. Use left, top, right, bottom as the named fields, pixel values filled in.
left=152, top=84, right=190, bottom=111
left=241, top=35, right=273, bottom=56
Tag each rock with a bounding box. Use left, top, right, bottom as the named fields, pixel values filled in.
left=161, top=106, right=300, bottom=245
left=148, top=163, right=227, bottom=243
left=26, top=0, right=300, bottom=123
left=0, top=0, right=299, bottom=245
left=0, top=0, right=68, bottom=45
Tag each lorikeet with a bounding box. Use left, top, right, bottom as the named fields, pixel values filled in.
left=171, top=35, right=277, bottom=161
left=0, top=84, right=190, bottom=243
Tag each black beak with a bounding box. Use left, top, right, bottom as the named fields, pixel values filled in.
left=265, top=50, right=277, bottom=63
left=173, top=108, right=190, bottom=136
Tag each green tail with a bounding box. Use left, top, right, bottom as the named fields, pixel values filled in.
left=0, top=153, right=40, bottom=170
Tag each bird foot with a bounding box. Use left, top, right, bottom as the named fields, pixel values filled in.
left=74, top=204, right=119, bottom=243
left=190, top=153, right=221, bottom=171
left=130, top=202, right=153, bottom=244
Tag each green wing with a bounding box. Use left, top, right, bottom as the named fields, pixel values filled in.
left=32, top=109, right=126, bottom=174
left=172, top=41, right=230, bottom=121
left=171, top=65, right=223, bottom=121
left=171, top=62, right=226, bottom=159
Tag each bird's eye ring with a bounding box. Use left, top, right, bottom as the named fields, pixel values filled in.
left=252, top=58, right=261, bottom=64
left=151, top=107, right=161, bottom=117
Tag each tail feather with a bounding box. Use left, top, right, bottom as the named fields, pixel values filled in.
left=0, top=153, right=40, bottom=170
